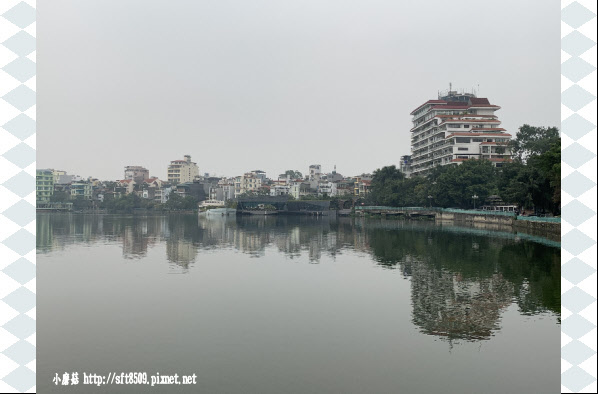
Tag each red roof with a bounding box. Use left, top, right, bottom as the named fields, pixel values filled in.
left=469, top=98, right=490, bottom=105
left=410, top=100, right=446, bottom=115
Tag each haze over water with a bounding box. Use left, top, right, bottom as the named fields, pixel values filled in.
left=37, top=214, right=560, bottom=393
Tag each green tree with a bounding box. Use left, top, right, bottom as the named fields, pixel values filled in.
left=165, top=193, right=197, bottom=210
left=510, top=125, right=560, bottom=161
left=283, top=170, right=303, bottom=179
left=370, top=165, right=405, bottom=206
left=50, top=191, right=70, bottom=202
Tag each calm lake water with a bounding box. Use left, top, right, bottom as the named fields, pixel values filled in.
left=37, top=213, right=561, bottom=394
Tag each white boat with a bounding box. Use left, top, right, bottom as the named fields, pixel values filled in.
left=204, top=208, right=237, bottom=216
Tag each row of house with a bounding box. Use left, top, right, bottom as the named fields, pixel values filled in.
left=36, top=156, right=373, bottom=207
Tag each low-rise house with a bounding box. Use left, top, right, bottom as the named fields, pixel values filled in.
left=270, top=185, right=291, bottom=196
left=70, top=182, right=93, bottom=200
left=290, top=181, right=312, bottom=199
left=155, top=187, right=172, bottom=204
left=116, top=179, right=136, bottom=194
left=357, top=180, right=371, bottom=197
left=317, top=181, right=337, bottom=197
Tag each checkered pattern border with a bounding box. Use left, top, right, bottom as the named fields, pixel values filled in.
left=0, top=1, right=596, bottom=392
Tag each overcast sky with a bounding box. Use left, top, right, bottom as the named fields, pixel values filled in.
left=38, top=0, right=559, bottom=181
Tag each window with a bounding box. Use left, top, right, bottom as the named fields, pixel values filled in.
left=472, top=138, right=483, bottom=142
left=463, top=125, right=470, bottom=128
left=455, top=137, right=470, bottom=143
left=458, top=147, right=468, bottom=151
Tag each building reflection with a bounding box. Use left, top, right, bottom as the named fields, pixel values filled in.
left=37, top=213, right=560, bottom=341
left=409, top=261, right=513, bottom=341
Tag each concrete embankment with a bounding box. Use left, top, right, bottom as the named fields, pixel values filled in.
left=436, top=210, right=515, bottom=226
left=512, top=218, right=560, bottom=235
left=437, top=210, right=560, bottom=235
left=355, top=207, right=561, bottom=236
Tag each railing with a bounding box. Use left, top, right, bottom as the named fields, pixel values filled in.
left=442, top=208, right=516, bottom=217
left=356, top=207, right=563, bottom=222
left=355, top=206, right=516, bottom=217
left=355, top=206, right=432, bottom=211
left=517, top=216, right=561, bottom=223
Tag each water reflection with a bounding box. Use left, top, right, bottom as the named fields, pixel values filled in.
left=37, top=213, right=560, bottom=342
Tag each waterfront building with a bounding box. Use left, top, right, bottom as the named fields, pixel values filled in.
left=36, top=169, right=54, bottom=202
left=212, top=179, right=235, bottom=202
left=70, top=182, right=93, bottom=200
left=235, top=172, right=263, bottom=196
left=116, top=179, right=136, bottom=194
left=409, top=89, right=513, bottom=176
left=167, top=155, right=199, bottom=185
left=317, top=181, right=337, bottom=197
left=124, top=166, right=149, bottom=183
left=335, top=179, right=354, bottom=196
left=270, top=185, right=291, bottom=197
left=52, top=170, right=66, bottom=184
left=352, top=174, right=372, bottom=196
left=175, top=182, right=205, bottom=201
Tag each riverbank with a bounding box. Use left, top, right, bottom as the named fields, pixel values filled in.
left=354, top=206, right=561, bottom=238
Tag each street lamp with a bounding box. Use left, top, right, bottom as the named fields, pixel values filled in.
left=428, top=195, right=433, bottom=208
left=472, top=194, right=479, bottom=210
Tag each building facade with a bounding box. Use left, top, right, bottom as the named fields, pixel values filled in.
left=36, top=169, right=54, bottom=202
left=167, top=155, right=199, bottom=185
left=124, top=166, right=149, bottom=183
left=70, top=182, right=93, bottom=200
left=409, top=90, right=513, bottom=176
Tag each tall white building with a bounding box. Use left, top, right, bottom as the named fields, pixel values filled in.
left=167, top=155, right=199, bottom=185
left=409, top=90, right=513, bottom=176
